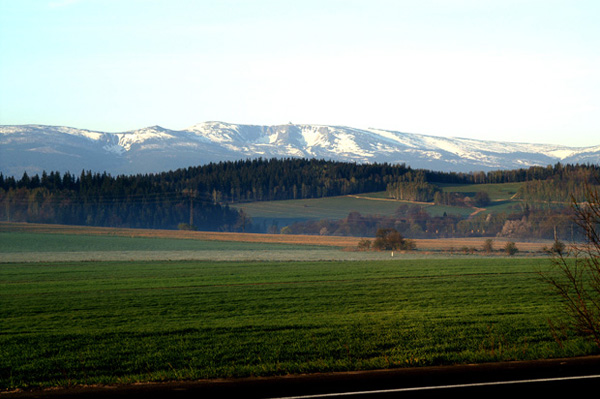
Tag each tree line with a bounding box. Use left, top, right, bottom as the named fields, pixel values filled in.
left=280, top=203, right=580, bottom=241
left=0, top=170, right=240, bottom=231
left=0, top=158, right=598, bottom=233
left=516, top=164, right=600, bottom=203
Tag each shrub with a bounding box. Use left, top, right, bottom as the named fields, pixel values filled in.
left=504, top=241, right=518, bottom=256
left=482, top=238, right=494, bottom=254
left=373, top=228, right=416, bottom=251
left=474, top=191, right=491, bottom=207
left=177, top=223, right=197, bottom=231
left=357, top=239, right=372, bottom=251
left=550, top=240, right=566, bottom=255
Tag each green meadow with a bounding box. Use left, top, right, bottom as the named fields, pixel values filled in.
left=2, top=251, right=598, bottom=390
left=233, top=182, right=526, bottom=228
left=233, top=192, right=464, bottom=228
left=0, top=231, right=326, bottom=253
left=233, top=194, right=408, bottom=223
left=437, top=182, right=523, bottom=201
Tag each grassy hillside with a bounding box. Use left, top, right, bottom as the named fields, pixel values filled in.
left=233, top=194, right=422, bottom=226
left=437, top=182, right=523, bottom=200
left=233, top=182, right=526, bottom=231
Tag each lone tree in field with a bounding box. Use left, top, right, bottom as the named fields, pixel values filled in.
left=540, top=183, right=600, bottom=348
left=373, top=228, right=416, bottom=251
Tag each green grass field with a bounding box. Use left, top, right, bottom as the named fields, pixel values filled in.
left=234, top=194, right=407, bottom=221
left=232, top=182, right=526, bottom=229
left=436, top=182, right=523, bottom=201
left=1, top=230, right=366, bottom=263
left=0, top=231, right=326, bottom=253
left=1, top=226, right=595, bottom=391
left=436, top=182, right=525, bottom=215
left=2, top=253, right=598, bottom=391
left=233, top=192, right=469, bottom=228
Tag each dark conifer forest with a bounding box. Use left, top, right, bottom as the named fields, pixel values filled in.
left=0, top=158, right=598, bottom=236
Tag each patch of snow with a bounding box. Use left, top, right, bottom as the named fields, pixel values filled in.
left=366, top=128, right=419, bottom=148
left=403, top=149, right=443, bottom=160
left=334, top=132, right=371, bottom=156
left=187, top=124, right=234, bottom=143
left=55, top=126, right=105, bottom=141
left=544, top=149, right=577, bottom=159
left=113, top=128, right=175, bottom=151
left=284, top=146, right=306, bottom=157
left=103, top=144, right=126, bottom=155
left=301, top=126, right=324, bottom=147
left=268, top=130, right=280, bottom=144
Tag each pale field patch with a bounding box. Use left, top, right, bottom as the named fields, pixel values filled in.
left=1, top=222, right=552, bottom=263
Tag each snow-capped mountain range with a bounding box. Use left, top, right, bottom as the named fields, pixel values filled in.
left=1, top=122, right=599, bottom=177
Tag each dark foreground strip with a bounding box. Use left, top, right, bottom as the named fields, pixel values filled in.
left=267, top=374, right=600, bottom=398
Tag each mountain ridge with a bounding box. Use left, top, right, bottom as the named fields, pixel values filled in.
left=1, top=122, right=599, bottom=177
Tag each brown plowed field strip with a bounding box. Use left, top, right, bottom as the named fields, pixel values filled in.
left=0, top=222, right=551, bottom=253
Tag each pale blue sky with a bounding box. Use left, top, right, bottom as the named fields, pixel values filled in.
left=1, top=0, right=598, bottom=147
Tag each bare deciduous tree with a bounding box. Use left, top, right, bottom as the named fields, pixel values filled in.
left=540, top=183, right=600, bottom=348
left=482, top=238, right=494, bottom=254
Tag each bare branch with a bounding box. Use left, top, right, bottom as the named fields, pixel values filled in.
left=541, top=180, right=600, bottom=348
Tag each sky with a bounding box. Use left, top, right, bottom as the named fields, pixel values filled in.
left=0, top=0, right=599, bottom=147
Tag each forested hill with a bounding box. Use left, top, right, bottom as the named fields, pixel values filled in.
left=0, top=158, right=598, bottom=232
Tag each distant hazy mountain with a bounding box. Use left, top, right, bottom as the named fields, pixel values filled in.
left=1, top=122, right=599, bottom=177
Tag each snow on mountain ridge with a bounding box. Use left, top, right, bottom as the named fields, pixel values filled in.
left=115, top=126, right=175, bottom=151
left=1, top=122, right=599, bottom=177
